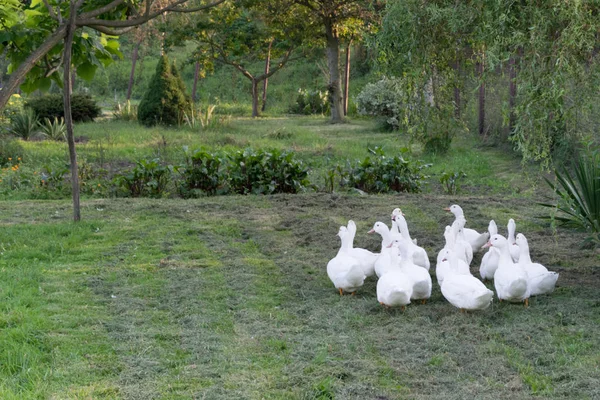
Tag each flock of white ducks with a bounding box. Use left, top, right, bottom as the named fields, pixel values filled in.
left=327, top=204, right=559, bottom=312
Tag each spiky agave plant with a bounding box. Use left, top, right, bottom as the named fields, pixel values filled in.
left=38, top=117, right=66, bottom=141
left=541, top=152, right=600, bottom=244
left=8, top=108, right=40, bottom=140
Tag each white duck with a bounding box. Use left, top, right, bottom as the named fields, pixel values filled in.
left=345, top=220, right=378, bottom=278
left=326, top=226, right=366, bottom=295
left=516, top=233, right=559, bottom=296
left=452, top=219, right=473, bottom=265
left=392, top=212, right=430, bottom=271
left=507, top=219, right=520, bottom=263
left=376, top=270, right=413, bottom=310
left=484, top=234, right=530, bottom=305
left=368, top=221, right=396, bottom=278
left=389, top=239, right=432, bottom=303
left=440, top=248, right=494, bottom=311
left=445, top=204, right=490, bottom=252
left=479, top=220, right=500, bottom=281
left=391, top=208, right=418, bottom=245
left=436, top=247, right=471, bottom=285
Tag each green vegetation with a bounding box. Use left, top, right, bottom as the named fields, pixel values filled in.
left=25, top=94, right=101, bottom=123
left=137, top=55, right=191, bottom=127
left=0, top=192, right=598, bottom=399
left=7, top=108, right=40, bottom=141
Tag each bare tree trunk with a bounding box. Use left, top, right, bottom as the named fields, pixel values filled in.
left=453, top=60, right=461, bottom=118
left=477, top=56, right=485, bottom=136
left=192, top=61, right=200, bottom=102
left=343, top=41, right=351, bottom=116
left=261, top=40, right=272, bottom=112
left=251, top=78, right=259, bottom=118
left=64, top=1, right=81, bottom=222
left=508, top=55, right=517, bottom=134
left=324, top=18, right=344, bottom=123
left=127, top=37, right=143, bottom=100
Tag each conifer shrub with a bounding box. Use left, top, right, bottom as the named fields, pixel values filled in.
left=137, top=55, right=191, bottom=127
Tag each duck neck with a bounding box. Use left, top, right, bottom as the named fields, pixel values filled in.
left=379, top=229, right=392, bottom=249
left=498, top=245, right=515, bottom=268
left=519, top=242, right=532, bottom=264
left=396, top=216, right=412, bottom=241
left=340, top=234, right=352, bottom=252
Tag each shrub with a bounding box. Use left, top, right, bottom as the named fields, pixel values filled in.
left=355, top=76, right=404, bottom=129
left=39, top=164, right=69, bottom=191
left=0, top=138, right=24, bottom=167
left=289, top=89, right=330, bottom=115
left=25, top=93, right=101, bottom=122
left=113, top=100, right=138, bottom=121
left=38, top=117, right=66, bottom=141
left=8, top=108, right=41, bottom=140
left=440, top=171, right=467, bottom=195
left=540, top=151, right=600, bottom=244
left=138, top=55, right=191, bottom=127
left=178, top=147, right=224, bottom=197
left=115, top=158, right=172, bottom=198
left=344, top=147, right=430, bottom=193
left=1, top=94, right=25, bottom=122
left=227, top=148, right=311, bottom=194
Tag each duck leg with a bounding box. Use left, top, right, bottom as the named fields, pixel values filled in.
left=524, top=298, right=529, bottom=308
left=401, top=305, right=406, bottom=312
left=351, top=292, right=356, bottom=296
left=339, top=288, right=343, bottom=296
left=421, top=299, right=427, bottom=305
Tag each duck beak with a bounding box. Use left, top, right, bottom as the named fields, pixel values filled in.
left=367, top=229, right=375, bottom=234
left=441, top=258, right=447, bottom=262
left=386, top=243, right=393, bottom=248
left=482, top=241, right=492, bottom=248
left=443, top=207, right=451, bottom=212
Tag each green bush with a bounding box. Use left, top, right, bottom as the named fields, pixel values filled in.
left=138, top=55, right=191, bottom=127
left=178, top=147, right=224, bottom=197
left=289, top=88, right=330, bottom=115
left=8, top=108, right=41, bottom=140
left=355, top=76, right=404, bottom=130
left=115, top=158, right=172, bottom=197
left=440, top=171, right=467, bottom=195
left=344, top=147, right=430, bottom=193
left=1, top=94, right=25, bottom=122
left=227, top=148, right=311, bottom=195
left=25, top=93, right=101, bottom=122
left=0, top=138, right=24, bottom=167
left=541, top=151, right=600, bottom=244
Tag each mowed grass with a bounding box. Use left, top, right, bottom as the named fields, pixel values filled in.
left=1, top=194, right=599, bottom=399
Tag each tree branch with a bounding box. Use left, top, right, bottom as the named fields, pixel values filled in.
left=78, top=0, right=126, bottom=19
left=42, top=0, right=58, bottom=20
left=77, top=0, right=226, bottom=28
left=88, top=25, right=136, bottom=35
left=256, top=47, right=295, bottom=81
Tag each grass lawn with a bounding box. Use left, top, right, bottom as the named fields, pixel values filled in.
left=1, top=117, right=599, bottom=399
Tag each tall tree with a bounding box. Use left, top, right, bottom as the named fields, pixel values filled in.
left=293, top=0, right=379, bottom=123
left=170, top=1, right=311, bottom=117
left=1, top=0, right=226, bottom=221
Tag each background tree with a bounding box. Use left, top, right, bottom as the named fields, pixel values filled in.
left=168, top=1, right=312, bottom=117
left=293, top=0, right=380, bottom=123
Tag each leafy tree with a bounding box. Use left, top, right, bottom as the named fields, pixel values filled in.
left=138, top=55, right=191, bottom=126
left=293, top=0, right=380, bottom=123
left=169, top=1, right=312, bottom=117
left=0, top=0, right=225, bottom=221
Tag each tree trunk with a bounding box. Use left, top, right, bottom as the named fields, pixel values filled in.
left=477, top=56, right=485, bottom=136
left=64, top=1, right=81, bottom=222
left=251, top=78, right=259, bottom=118
left=192, top=61, right=200, bottom=102
left=453, top=60, right=461, bottom=118
left=261, top=40, right=272, bottom=112
left=343, top=41, right=351, bottom=116
left=508, top=55, right=517, bottom=134
left=0, top=24, right=67, bottom=110
left=324, top=18, right=344, bottom=123
left=127, top=37, right=143, bottom=100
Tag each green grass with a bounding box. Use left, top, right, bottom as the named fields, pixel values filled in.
left=0, top=194, right=599, bottom=399
left=2, top=116, right=538, bottom=200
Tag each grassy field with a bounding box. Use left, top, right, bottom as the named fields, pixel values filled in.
left=1, top=117, right=599, bottom=399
